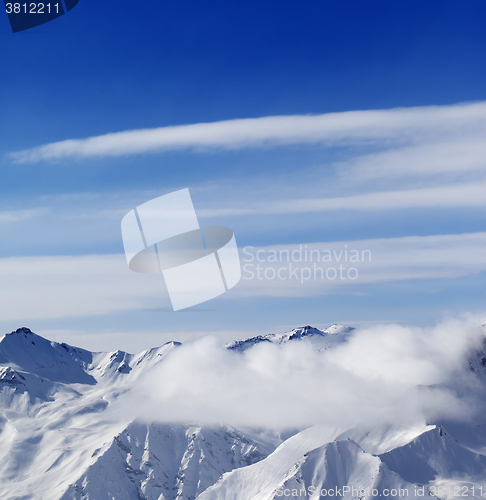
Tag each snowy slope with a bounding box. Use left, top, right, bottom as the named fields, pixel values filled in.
left=197, top=426, right=346, bottom=500
left=336, top=422, right=436, bottom=455
left=60, top=422, right=277, bottom=500
left=379, top=426, right=486, bottom=484
left=199, top=424, right=486, bottom=500
left=264, top=439, right=429, bottom=500
left=197, top=426, right=436, bottom=500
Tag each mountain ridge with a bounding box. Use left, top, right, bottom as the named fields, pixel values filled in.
left=226, top=323, right=354, bottom=352
left=1, top=325, right=486, bottom=500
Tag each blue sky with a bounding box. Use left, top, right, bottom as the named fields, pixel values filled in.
left=1, top=1, right=486, bottom=352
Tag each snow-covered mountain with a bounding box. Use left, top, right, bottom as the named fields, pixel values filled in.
left=1, top=325, right=486, bottom=500
left=226, top=324, right=354, bottom=352
left=60, top=422, right=277, bottom=500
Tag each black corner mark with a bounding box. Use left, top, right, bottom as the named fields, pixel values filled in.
left=64, top=0, right=78, bottom=12
left=3, top=0, right=80, bottom=33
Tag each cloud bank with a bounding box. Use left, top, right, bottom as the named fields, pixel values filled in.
left=115, top=317, right=486, bottom=429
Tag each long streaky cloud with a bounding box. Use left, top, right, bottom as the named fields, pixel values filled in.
left=10, top=101, right=486, bottom=163
left=199, top=181, right=486, bottom=217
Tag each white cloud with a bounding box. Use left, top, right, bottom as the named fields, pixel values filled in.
left=0, top=232, right=485, bottom=321
left=337, top=139, right=486, bottom=181
left=114, top=316, right=486, bottom=429
left=10, top=101, right=486, bottom=163
left=199, top=181, right=486, bottom=217
left=0, top=208, right=48, bottom=222
left=0, top=254, right=169, bottom=321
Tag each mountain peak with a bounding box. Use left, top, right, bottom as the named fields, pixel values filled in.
left=14, top=327, right=33, bottom=335
left=0, top=327, right=96, bottom=385
left=323, top=324, right=355, bottom=335
left=288, top=325, right=325, bottom=340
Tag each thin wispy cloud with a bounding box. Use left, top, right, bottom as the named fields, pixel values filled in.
left=199, top=181, right=486, bottom=217
left=9, top=101, right=486, bottom=163
left=0, top=208, right=48, bottom=222
left=339, top=139, right=486, bottom=181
